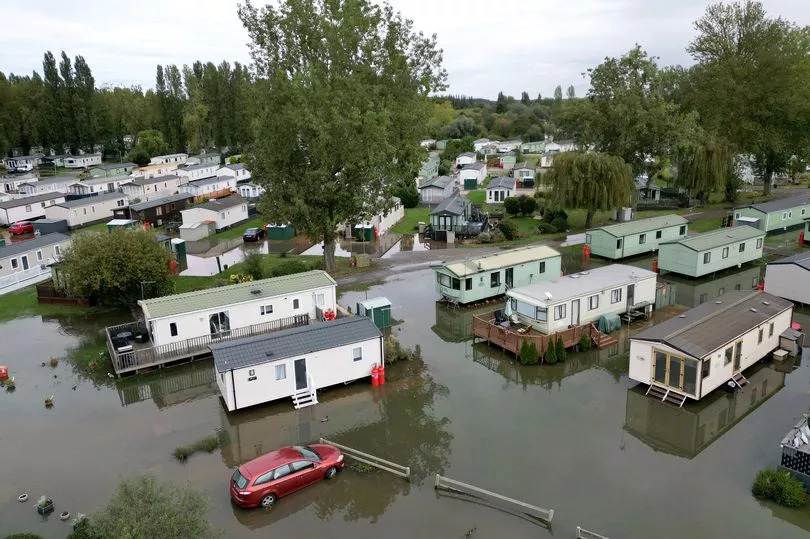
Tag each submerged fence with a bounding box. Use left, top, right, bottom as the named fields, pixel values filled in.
left=318, top=438, right=410, bottom=480
left=434, top=474, right=554, bottom=524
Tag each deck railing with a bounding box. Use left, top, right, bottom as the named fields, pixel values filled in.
left=106, top=314, right=309, bottom=375
left=472, top=310, right=597, bottom=360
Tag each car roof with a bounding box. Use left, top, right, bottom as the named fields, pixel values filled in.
left=241, top=446, right=303, bottom=477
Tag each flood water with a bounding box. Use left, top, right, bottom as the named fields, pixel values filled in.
left=3, top=253, right=810, bottom=538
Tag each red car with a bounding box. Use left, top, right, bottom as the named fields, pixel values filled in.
left=230, top=444, right=344, bottom=508
left=8, top=221, right=34, bottom=235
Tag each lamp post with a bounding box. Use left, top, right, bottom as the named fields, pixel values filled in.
left=140, top=280, right=156, bottom=300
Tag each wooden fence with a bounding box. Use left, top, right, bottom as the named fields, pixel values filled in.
left=107, top=314, right=309, bottom=376
left=319, top=438, right=411, bottom=479
left=434, top=474, right=554, bottom=524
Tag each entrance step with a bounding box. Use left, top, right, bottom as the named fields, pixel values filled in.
left=646, top=384, right=687, bottom=407
left=732, top=372, right=749, bottom=389
left=592, top=332, right=618, bottom=349
left=292, top=388, right=318, bottom=409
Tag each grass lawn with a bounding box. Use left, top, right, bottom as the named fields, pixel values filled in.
left=391, top=207, right=430, bottom=234
left=0, top=287, right=107, bottom=323
left=688, top=218, right=722, bottom=233
left=75, top=221, right=111, bottom=233
left=213, top=216, right=265, bottom=240
left=466, top=190, right=485, bottom=204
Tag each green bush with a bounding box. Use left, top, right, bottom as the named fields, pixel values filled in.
left=537, top=221, right=556, bottom=234
left=503, top=197, right=521, bottom=216
left=242, top=251, right=265, bottom=280
left=270, top=259, right=310, bottom=277
left=519, top=340, right=539, bottom=365
left=556, top=336, right=567, bottom=362
left=498, top=220, right=518, bottom=240
left=551, top=216, right=568, bottom=232
left=752, top=468, right=808, bottom=508
left=518, top=195, right=537, bottom=216
left=544, top=341, right=558, bottom=364
left=579, top=333, right=592, bottom=351
left=543, top=208, right=568, bottom=224
left=478, top=232, right=493, bottom=243
left=173, top=445, right=194, bottom=462
left=6, top=534, right=44, bottom=539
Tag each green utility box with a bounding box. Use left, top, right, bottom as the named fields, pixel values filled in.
left=356, top=297, right=392, bottom=329
left=464, top=178, right=477, bottom=190
left=106, top=219, right=137, bottom=231
left=353, top=224, right=374, bottom=242
left=171, top=238, right=188, bottom=272
left=266, top=224, right=295, bottom=240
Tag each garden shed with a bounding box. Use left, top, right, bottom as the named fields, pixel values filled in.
left=356, top=297, right=392, bottom=329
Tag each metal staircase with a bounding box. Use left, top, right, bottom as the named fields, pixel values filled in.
left=731, top=372, right=749, bottom=389
left=646, top=384, right=688, bottom=407
left=292, top=375, right=318, bottom=409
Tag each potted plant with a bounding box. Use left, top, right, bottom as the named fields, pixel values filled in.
left=36, top=495, right=54, bottom=515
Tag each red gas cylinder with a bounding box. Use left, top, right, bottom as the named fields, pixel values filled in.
left=371, top=365, right=380, bottom=387
left=378, top=363, right=385, bottom=385
left=800, top=231, right=805, bottom=246
left=652, top=259, right=659, bottom=273
left=0, top=365, right=7, bottom=381
left=582, top=244, right=591, bottom=258
left=169, top=259, right=179, bottom=275
left=756, top=282, right=765, bottom=291
left=374, top=226, right=379, bottom=239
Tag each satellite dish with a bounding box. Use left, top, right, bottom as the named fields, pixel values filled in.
left=544, top=292, right=553, bottom=299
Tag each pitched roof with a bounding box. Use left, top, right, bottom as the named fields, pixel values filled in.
left=419, top=175, right=453, bottom=189
left=181, top=163, right=219, bottom=172
left=94, top=162, right=136, bottom=170
left=474, top=138, right=489, bottom=144
left=209, top=316, right=381, bottom=372
left=508, top=264, right=657, bottom=307
left=631, top=291, right=793, bottom=358
left=129, top=193, right=193, bottom=211
left=138, top=270, right=337, bottom=319
left=129, top=175, right=180, bottom=186
left=488, top=177, right=515, bottom=190
left=661, top=225, right=765, bottom=252
left=192, top=195, right=245, bottom=211
left=462, top=162, right=486, bottom=171
left=431, top=192, right=470, bottom=215
left=739, top=194, right=810, bottom=214
left=436, top=245, right=560, bottom=277
left=187, top=175, right=232, bottom=187
left=78, top=175, right=132, bottom=186
left=55, top=192, right=127, bottom=208
left=222, top=163, right=245, bottom=171
left=768, top=251, right=810, bottom=270
left=589, top=214, right=689, bottom=237
left=458, top=152, right=476, bottom=159
left=22, top=175, right=77, bottom=187
left=0, top=233, right=69, bottom=260
left=514, top=163, right=535, bottom=171
left=0, top=192, right=65, bottom=209
left=500, top=151, right=516, bottom=157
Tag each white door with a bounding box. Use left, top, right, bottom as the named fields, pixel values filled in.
left=571, top=299, right=580, bottom=326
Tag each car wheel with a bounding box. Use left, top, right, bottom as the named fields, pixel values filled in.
left=260, top=493, right=277, bottom=507
left=325, top=466, right=338, bottom=480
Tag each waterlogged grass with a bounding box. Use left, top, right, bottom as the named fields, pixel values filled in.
left=0, top=287, right=101, bottom=323
left=391, top=207, right=430, bottom=234
left=174, top=429, right=230, bottom=462
left=212, top=216, right=265, bottom=240
left=65, top=332, right=115, bottom=384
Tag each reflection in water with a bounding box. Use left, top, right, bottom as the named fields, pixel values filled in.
left=661, top=265, right=761, bottom=308
left=301, top=234, right=402, bottom=258
left=117, top=361, right=219, bottom=409
left=219, top=357, right=452, bottom=528
left=431, top=302, right=495, bottom=343
left=381, top=234, right=447, bottom=258
left=624, top=364, right=785, bottom=459
left=761, top=499, right=810, bottom=534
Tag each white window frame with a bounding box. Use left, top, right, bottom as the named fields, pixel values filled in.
left=275, top=364, right=286, bottom=380
left=722, top=247, right=729, bottom=259
left=260, top=304, right=273, bottom=315
left=756, top=238, right=762, bottom=249
left=553, top=304, right=566, bottom=321
left=639, top=233, right=646, bottom=245
left=611, top=288, right=622, bottom=304
left=589, top=294, right=599, bottom=310
left=352, top=347, right=363, bottom=362
left=703, top=252, right=711, bottom=264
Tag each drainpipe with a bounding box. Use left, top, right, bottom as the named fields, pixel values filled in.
left=230, top=369, right=237, bottom=410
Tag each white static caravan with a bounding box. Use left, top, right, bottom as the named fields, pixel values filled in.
left=629, top=291, right=793, bottom=404
left=121, top=175, right=183, bottom=201
left=18, top=176, right=78, bottom=196
left=0, top=193, right=66, bottom=225
left=179, top=175, right=236, bottom=199
left=506, top=264, right=658, bottom=334
left=149, top=153, right=188, bottom=165
left=68, top=175, right=131, bottom=196
left=180, top=195, right=247, bottom=231
left=3, top=174, right=37, bottom=193
left=45, top=192, right=128, bottom=228
left=0, top=233, right=71, bottom=294
left=63, top=153, right=102, bottom=168
left=218, top=163, right=251, bottom=183
left=764, top=252, right=810, bottom=305
left=211, top=316, right=383, bottom=411
left=176, top=163, right=220, bottom=182
left=131, top=164, right=180, bottom=180
left=137, top=270, right=337, bottom=348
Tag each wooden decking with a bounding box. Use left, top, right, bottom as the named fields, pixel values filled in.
left=106, top=314, right=310, bottom=376
left=472, top=311, right=618, bottom=362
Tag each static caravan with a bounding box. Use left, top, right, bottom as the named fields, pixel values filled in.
left=629, top=291, right=793, bottom=405
left=5, top=154, right=43, bottom=171
left=419, top=176, right=454, bottom=203
left=429, top=192, right=474, bottom=236
left=486, top=177, right=515, bottom=203
left=586, top=214, right=689, bottom=259
left=131, top=164, right=180, bottom=180
left=499, top=152, right=516, bottom=171
left=345, top=196, right=404, bottom=239
left=0, top=233, right=71, bottom=294
left=121, top=175, right=183, bottom=201
left=507, top=264, right=658, bottom=334
left=176, top=163, right=221, bottom=183
left=211, top=316, right=383, bottom=411
left=3, top=174, right=37, bottom=193
left=88, top=162, right=137, bottom=178
left=237, top=183, right=265, bottom=199
left=115, top=193, right=193, bottom=227
left=45, top=192, right=128, bottom=228
left=68, top=175, right=131, bottom=196
left=658, top=225, right=765, bottom=277
left=432, top=245, right=561, bottom=305
left=180, top=195, right=247, bottom=231
left=0, top=193, right=66, bottom=225
left=64, top=154, right=102, bottom=169
left=149, top=153, right=188, bottom=165
left=179, top=175, right=236, bottom=200
left=18, top=176, right=78, bottom=196
left=418, top=152, right=440, bottom=182
left=512, top=164, right=536, bottom=188
left=218, top=163, right=251, bottom=183
left=187, top=153, right=221, bottom=166
left=734, top=195, right=810, bottom=232
left=138, top=270, right=337, bottom=348
left=455, top=152, right=476, bottom=168
left=664, top=265, right=761, bottom=308
left=521, top=141, right=544, bottom=154
left=765, top=252, right=810, bottom=305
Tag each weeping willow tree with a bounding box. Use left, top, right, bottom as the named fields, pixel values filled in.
left=546, top=152, right=634, bottom=229
left=674, top=135, right=734, bottom=203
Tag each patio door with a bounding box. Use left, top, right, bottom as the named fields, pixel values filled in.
left=294, top=358, right=308, bottom=390
left=653, top=350, right=698, bottom=395
left=571, top=299, right=580, bottom=325
left=20, top=255, right=29, bottom=270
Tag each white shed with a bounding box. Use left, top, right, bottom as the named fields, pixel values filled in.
left=180, top=195, right=248, bottom=230
left=459, top=162, right=487, bottom=188
left=455, top=152, right=476, bottom=168
left=0, top=193, right=67, bottom=225
left=45, top=192, right=129, bottom=228
left=764, top=252, right=810, bottom=305
left=486, top=177, right=515, bottom=203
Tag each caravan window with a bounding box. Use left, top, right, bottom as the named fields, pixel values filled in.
left=539, top=261, right=546, bottom=273
left=769, top=322, right=774, bottom=337
left=616, top=238, right=622, bottom=249
left=535, top=307, right=547, bottom=321
left=610, top=288, right=622, bottom=303
left=437, top=274, right=451, bottom=287
left=451, top=278, right=460, bottom=290
left=739, top=243, right=745, bottom=253
left=588, top=295, right=599, bottom=310
left=209, top=312, right=231, bottom=336
left=639, top=233, right=646, bottom=245
left=655, top=230, right=662, bottom=239
left=756, top=238, right=763, bottom=249
left=490, top=272, right=500, bottom=288
left=553, top=304, right=566, bottom=321
left=703, top=252, right=711, bottom=264
left=465, top=278, right=472, bottom=290
left=679, top=225, right=686, bottom=235
left=722, top=247, right=729, bottom=259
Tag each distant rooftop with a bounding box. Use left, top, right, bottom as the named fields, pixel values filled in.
left=739, top=194, right=810, bottom=214
left=589, top=214, right=689, bottom=237
left=431, top=192, right=470, bottom=216
left=488, top=177, right=515, bottom=190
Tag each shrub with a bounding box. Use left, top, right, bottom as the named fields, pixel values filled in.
left=556, top=336, right=567, bottom=362
left=518, top=195, right=537, bottom=216
left=537, top=221, right=556, bottom=234
left=519, top=340, right=539, bottom=365
left=6, top=534, right=43, bottom=539
left=384, top=336, right=421, bottom=364
left=544, top=341, right=558, bottom=364
left=543, top=208, right=568, bottom=224
left=498, top=220, right=518, bottom=240
left=270, top=259, right=309, bottom=277
left=478, top=232, right=493, bottom=243
left=228, top=273, right=253, bottom=284
left=551, top=216, right=569, bottom=232
left=752, top=468, right=808, bottom=508
left=503, top=196, right=521, bottom=215
left=173, top=445, right=194, bottom=462
left=242, top=251, right=265, bottom=280
left=578, top=333, right=592, bottom=351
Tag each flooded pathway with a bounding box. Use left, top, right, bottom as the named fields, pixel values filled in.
left=2, top=259, right=810, bottom=537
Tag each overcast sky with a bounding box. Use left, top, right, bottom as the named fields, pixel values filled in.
left=2, top=0, right=809, bottom=98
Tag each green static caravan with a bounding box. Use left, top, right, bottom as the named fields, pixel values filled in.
left=734, top=194, right=810, bottom=233
left=88, top=162, right=137, bottom=178
left=431, top=245, right=562, bottom=305
left=585, top=214, right=689, bottom=260
left=657, top=225, right=766, bottom=278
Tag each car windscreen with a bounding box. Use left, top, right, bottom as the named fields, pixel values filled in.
left=295, top=445, right=321, bottom=461
left=232, top=468, right=248, bottom=489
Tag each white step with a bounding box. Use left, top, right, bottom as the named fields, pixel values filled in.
left=292, top=388, right=318, bottom=409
